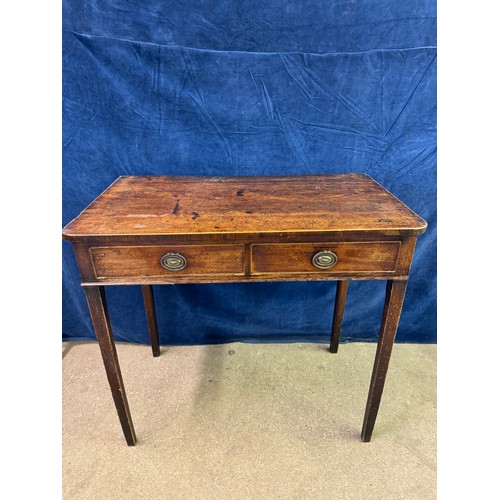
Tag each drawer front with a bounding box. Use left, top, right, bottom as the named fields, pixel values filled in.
left=91, top=245, right=245, bottom=279
left=251, top=242, right=400, bottom=275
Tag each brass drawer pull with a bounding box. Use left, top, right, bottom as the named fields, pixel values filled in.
left=160, top=253, right=187, bottom=271
left=312, top=250, right=338, bottom=269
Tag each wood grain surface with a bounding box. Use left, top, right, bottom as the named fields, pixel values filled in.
left=62, top=174, right=427, bottom=239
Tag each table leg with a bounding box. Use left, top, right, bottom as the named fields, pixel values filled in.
left=361, top=280, right=407, bottom=442
left=141, top=285, right=161, bottom=357
left=330, top=280, right=349, bottom=353
left=84, top=286, right=137, bottom=446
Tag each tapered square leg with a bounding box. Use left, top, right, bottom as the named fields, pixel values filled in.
left=330, top=280, right=349, bottom=353
left=141, top=285, right=161, bottom=357
left=84, top=286, right=137, bottom=446
left=361, top=280, right=408, bottom=442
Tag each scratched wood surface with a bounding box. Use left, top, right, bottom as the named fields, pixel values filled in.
left=62, top=174, right=427, bottom=239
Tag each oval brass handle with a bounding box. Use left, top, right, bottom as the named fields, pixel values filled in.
left=160, top=252, right=187, bottom=271
left=312, top=250, right=338, bottom=269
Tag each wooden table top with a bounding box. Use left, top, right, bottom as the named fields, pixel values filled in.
left=62, top=174, right=427, bottom=240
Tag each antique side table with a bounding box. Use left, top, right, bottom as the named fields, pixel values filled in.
left=62, top=174, right=427, bottom=445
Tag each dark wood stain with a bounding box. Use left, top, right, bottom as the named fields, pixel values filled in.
left=172, top=199, right=180, bottom=215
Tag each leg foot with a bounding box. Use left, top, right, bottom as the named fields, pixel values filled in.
left=361, top=280, right=407, bottom=442
left=84, top=286, right=137, bottom=446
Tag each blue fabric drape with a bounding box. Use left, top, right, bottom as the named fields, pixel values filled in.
left=63, top=1, right=436, bottom=344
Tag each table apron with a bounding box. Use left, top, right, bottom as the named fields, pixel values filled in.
left=72, top=236, right=417, bottom=285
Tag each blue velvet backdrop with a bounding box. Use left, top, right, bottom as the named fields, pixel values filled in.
left=62, top=1, right=436, bottom=344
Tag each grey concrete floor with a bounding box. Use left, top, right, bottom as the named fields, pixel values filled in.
left=62, top=342, right=436, bottom=499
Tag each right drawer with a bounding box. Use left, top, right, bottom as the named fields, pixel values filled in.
left=251, top=241, right=401, bottom=275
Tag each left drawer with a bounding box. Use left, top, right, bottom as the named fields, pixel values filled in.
left=90, top=245, right=245, bottom=279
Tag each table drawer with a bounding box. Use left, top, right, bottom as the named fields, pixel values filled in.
left=91, top=245, right=245, bottom=279
left=251, top=242, right=401, bottom=275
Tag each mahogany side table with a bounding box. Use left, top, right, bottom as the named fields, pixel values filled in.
left=62, top=174, right=427, bottom=445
